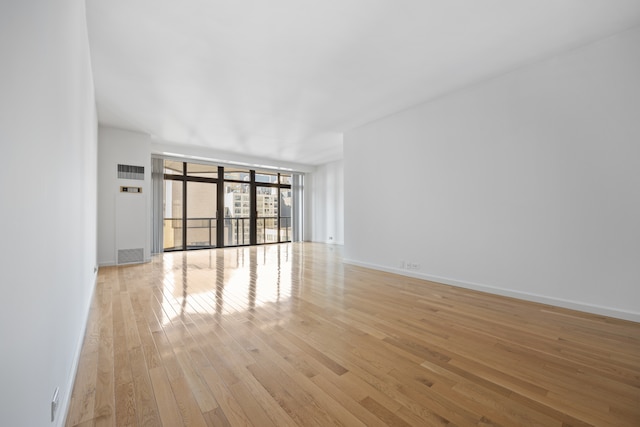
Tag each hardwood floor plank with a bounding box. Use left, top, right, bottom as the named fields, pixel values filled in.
left=130, top=292, right=162, bottom=370
left=66, top=295, right=101, bottom=426
left=128, top=345, right=162, bottom=426
left=112, top=293, right=133, bottom=388
left=245, top=362, right=324, bottom=427
left=278, top=329, right=349, bottom=376
left=238, top=371, right=306, bottom=427
left=360, top=396, right=412, bottom=427
left=168, top=375, right=209, bottom=427
left=202, top=407, right=232, bottom=427
left=228, top=380, right=277, bottom=427
left=114, top=381, right=137, bottom=427
left=93, top=286, right=115, bottom=426
left=174, top=350, right=218, bottom=413
left=149, top=367, right=184, bottom=427
left=310, top=374, right=390, bottom=427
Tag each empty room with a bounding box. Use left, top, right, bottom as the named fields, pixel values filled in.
left=1, top=1, right=639, bottom=426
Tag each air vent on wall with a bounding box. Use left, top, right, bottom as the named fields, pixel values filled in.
left=118, top=248, right=144, bottom=264
left=117, top=164, right=144, bottom=180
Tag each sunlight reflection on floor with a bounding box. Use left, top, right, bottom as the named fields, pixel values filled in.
left=156, top=244, right=294, bottom=325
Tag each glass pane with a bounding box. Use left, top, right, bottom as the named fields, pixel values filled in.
left=223, top=182, right=250, bottom=246
left=256, top=172, right=277, bottom=183
left=186, top=219, right=216, bottom=248
left=224, top=168, right=250, bottom=181
left=257, top=218, right=278, bottom=244
left=187, top=162, right=217, bottom=178
left=186, top=181, right=217, bottom=248
left=257, top=186, right=278, bottom=218
left=223, top=217, right=250, bottom=246
left=256, top=186, right=277, bottom=244
left=279, top=188, right=292, bottom=242
left=164, top=160, right=183, bottom=175
left=163, top=180, right=183, bottom=250
left=279, top=188, right=292, bottom=217
left=279, top=217, right=291, bottom=242
left=279, top=174, right=292, bottom=184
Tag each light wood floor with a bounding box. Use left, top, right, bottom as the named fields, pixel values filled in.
left=66, top=242, right=640, bottom=426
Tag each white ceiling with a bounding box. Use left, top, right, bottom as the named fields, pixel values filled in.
left=86, top=0, right=640, bottom=165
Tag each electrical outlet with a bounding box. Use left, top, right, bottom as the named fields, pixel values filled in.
left=403, top=262, right=420, bottom=270
left=51, top=387, right=60, bottom=422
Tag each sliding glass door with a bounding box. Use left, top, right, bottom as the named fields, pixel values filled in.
left=223, top=181, right=250, bottom=247
left=163, top=177, right=183, bottom=251
left=186, top=181, right=217, bottom=249
left=257, top=186, right=278, bottom=244
left=279, top=187, right=292, bottom=242
left=163, top=161, right=219, bottom=251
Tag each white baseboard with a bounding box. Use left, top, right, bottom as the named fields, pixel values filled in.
left=58, top=268, right=99, bottom=427
left=98, top=257, right=151, bottom=267
left=343, top=258, right=640, bottom=323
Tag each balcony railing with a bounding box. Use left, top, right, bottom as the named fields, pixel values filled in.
left=225, top=217, right=250, bottom=246
left=164, top=216, right=291, bottom=250
left=257, top=217, right=291, bottom=244
left=163, top=217, right=217, bottom=249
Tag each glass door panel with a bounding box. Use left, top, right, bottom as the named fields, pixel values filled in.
left=186, top=181, right=217, bottom=248
left=163, top=179, right=183, bottom=250
left=279, top=188, right=292, bottom=242
left=224, top=182, right=250, bottom=246
left=257, top=186, right=278, bottom=244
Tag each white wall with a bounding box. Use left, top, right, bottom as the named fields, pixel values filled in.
left=306, top=160, right=344, bottom=244
left=0, top=1, right=98, bottom=426
left=98, top=126, right=152, bottom=265
left=344, top=28, right=640, bottom=321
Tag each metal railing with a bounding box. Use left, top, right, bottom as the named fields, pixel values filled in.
left=186, top=217, right=217, bottom=247
left=257, top=217, right=277, bottom=244
left=224, top=217, right=250, bottom=246
left=164, top=216, right=291, bottom=249
left=257, top=217, right=291, bottom=244
left=164, top=217, right=217, bottom=249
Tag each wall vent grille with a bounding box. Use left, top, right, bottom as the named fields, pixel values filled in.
left=118, top=248, right=144, bottom=264
left=117, top=164, right=144, bottom=180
